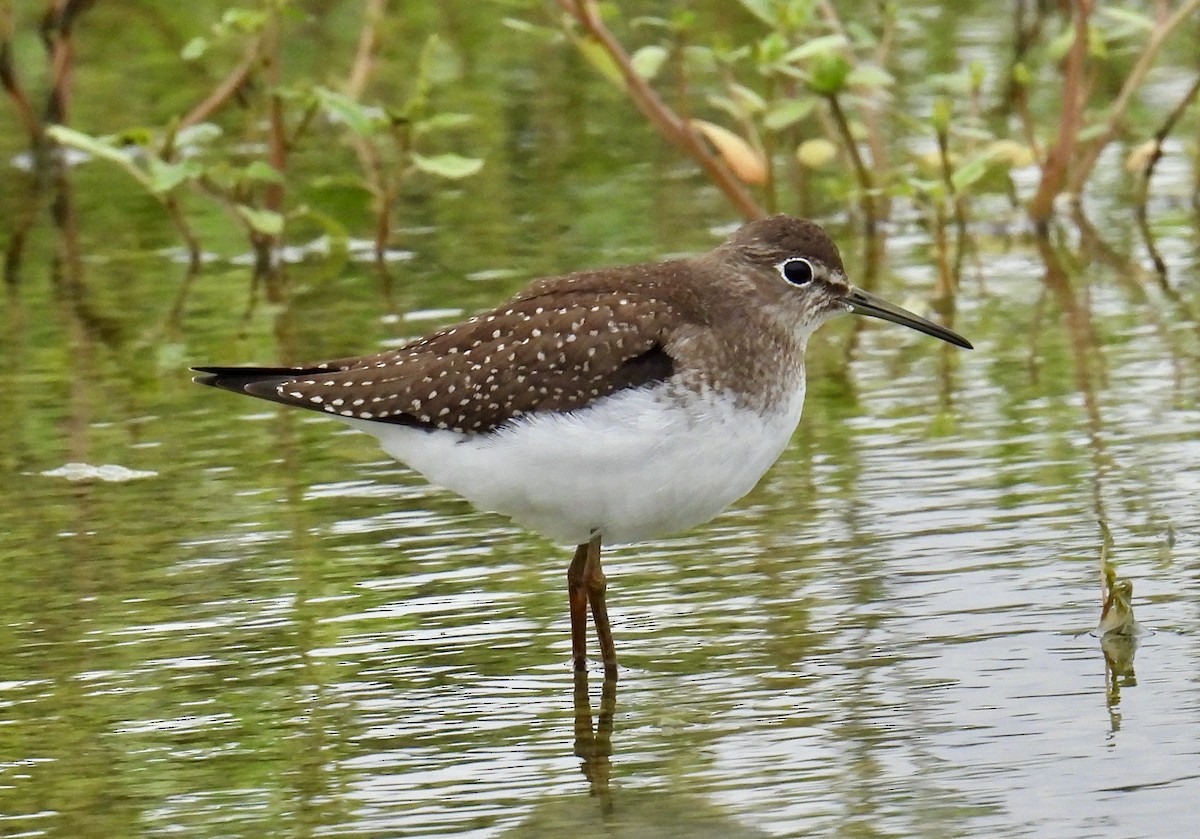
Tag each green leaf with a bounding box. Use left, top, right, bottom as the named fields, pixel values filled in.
left=1097, top=6, right=1154, bottom=31
left=968, top=59, right=987, bottom=91
left=783, top=35, right=848, bottom=64
left=734, top=0, right=778, bottom=27
left=808, top=53, right=852, bottom=96
left=415, top=112, right=475, bottom=134
left=220, top=8, right=267, bottom=33
left=763, top=97, right=815, bottom=131
left=950, top=155, right=991, bottom=192
left=420, top=34, right=462, bottom=86
left=756, top=32, right=788, bottom=68
left=146, top=158, right=198, bottom=194
left=631, top=45, right=669, bottom=81
left=847, top=64, right=895, bottom=90
left=235, top=205, right=285, bottom=236
left=241, top=160, right=284, bottom=184
left=577, top=36, right=625, bottom=87
left=729, top=82, right=767, bottom=114
left=926, top=71, right=969, bottom=95
left=500, top=17, right=563, bottom=43
left=706, top=94, right=744, bottom=123
left=930, top=97, right=953, bottom=132
left=411, top=153, right=483, bottom=180
left=45, top=125, right=151, bottom=189
left=174, top=122, right=222, bottom=150
left=1047, top=27, right=1074, bottom=62
left=181, top=37, right=208, bottom=61
left=683, top=45, right=717, bottom=75
left=315, top=87, right=382, bottom=137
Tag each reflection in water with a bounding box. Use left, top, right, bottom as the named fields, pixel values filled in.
left=573, top=670, right=616, bottom=812
left=507, top=671, right=772, bottom=838
left=3, top=107, right=1200, bottom=839
left=1102, top=632, right=1139, bottom=727
left=1094, top=520, right=1142, bottom=730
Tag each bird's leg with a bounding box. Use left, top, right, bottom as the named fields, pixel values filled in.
left=568, top=542, right=590, bottom=671
left=583, top=535, right=618, bottom=679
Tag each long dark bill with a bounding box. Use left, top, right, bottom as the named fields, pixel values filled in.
left=846, top=288, right=973, bottom=350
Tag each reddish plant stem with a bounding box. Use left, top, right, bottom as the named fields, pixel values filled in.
left=0, top=3, right=42, bottom=141
left=825, top=92, right=876, bottom=230
left=1067, top=0, right=1200, bottom=195
left=347, top=0, right=386, bottom=100
left=42, top=0, right=95, bottom=124
left=179, top=41, right=262, bottom=131
left=1027, top=0, right=1092, bottom=228
left=554, top=0, right=764, bottom=220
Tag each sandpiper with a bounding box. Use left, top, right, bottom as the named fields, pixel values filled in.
left=195, top=215, right=971, bottom=678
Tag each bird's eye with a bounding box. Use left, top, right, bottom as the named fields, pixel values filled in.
left=779, top=258, right=815, bottom=286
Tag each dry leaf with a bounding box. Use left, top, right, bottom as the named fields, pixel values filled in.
left=690, top=119, right=767, bottom=185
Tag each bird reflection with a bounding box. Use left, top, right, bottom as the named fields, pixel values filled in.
left=573, top=670, right=616, bottom=810
left=501, top=670, right=772, bottom=838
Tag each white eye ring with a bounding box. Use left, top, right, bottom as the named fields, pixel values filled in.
left=778, top=257, right=815, bottom=286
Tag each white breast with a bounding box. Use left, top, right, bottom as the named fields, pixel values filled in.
left=344, top=376, right=807, bottom=545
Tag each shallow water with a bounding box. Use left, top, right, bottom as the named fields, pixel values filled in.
left=3, top=2, right=1200, bottom=834
left=2, top=210, right=1198, bottom=838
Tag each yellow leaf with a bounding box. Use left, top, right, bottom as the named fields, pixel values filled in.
left=690, top=119, right=767, bottom=184
left=986, top=139, right=1035, bottom=168
left=1124, top=140, right=1158, bottom=174
left=795, top=138, right=838, bottom=168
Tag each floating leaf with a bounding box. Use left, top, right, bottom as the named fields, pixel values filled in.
left=412, top=153, right=484, bottom=180
left=690, top=119, right=767, bottom=184
left=795, top=138, right=838, bottom=168
left=42, top=463, right=157, bottom=482
left=631, top=45, right=669, bottom=81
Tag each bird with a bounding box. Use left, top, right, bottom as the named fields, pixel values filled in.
left=194, top=215, right=971, bottom=679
